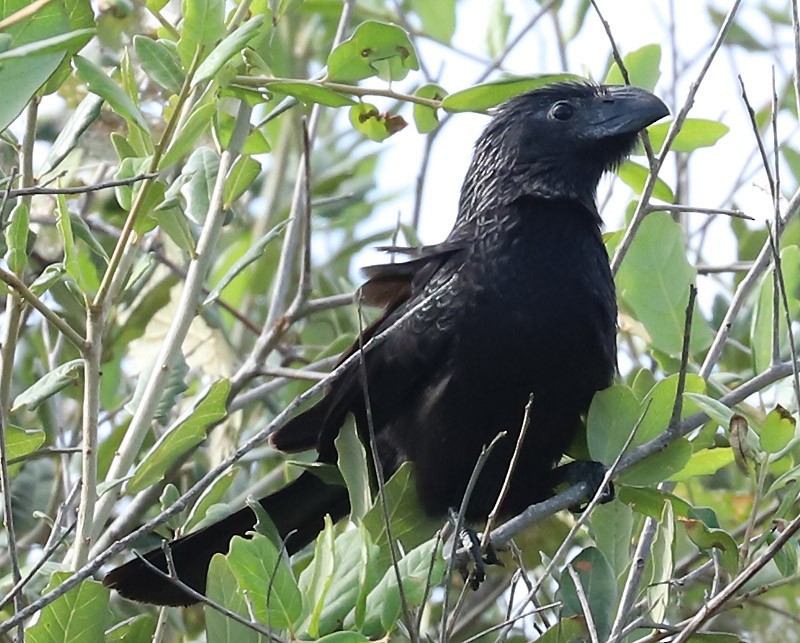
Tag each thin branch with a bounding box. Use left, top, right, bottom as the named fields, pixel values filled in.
left=567, top=564, right=600, bottom=643
left=89, top=101, right=254, bottom=546
left=699, top=185, right=800, bottom=379
left=481, top=394, right=534, bottom=548
left=441, top=432, right=506, bottom=643
left=72, top=303, right=103, bottom=567
left=644, top=203, right=752, bottom=220
left=0, top=266, right=86, bottom=350
left=668, top=285, right=697, bottom=435
left=671, top=509, right=800, bottom=643
left=355, top=294, right=416, bottom=641
left=608, top=516, right=659, bottom=642
left=3, top=173, right=157, bottom=198
left=137, top=549, right=287, bottom=642
left=610, top=0, right=744, bottom=275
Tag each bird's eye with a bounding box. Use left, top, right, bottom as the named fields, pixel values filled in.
left=550, top=101, right=574, bottom=121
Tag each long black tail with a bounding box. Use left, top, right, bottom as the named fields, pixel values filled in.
left=103, top=472, right=350, bottom=606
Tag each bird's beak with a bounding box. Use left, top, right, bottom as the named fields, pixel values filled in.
left=588, top=85, right=670, bottom=138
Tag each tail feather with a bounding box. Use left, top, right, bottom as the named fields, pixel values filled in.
left=103, top=472, right=350, bottom=606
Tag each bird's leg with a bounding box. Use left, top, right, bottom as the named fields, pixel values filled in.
left=552, top=460, right=615, bottom=512
left=448, top=509, right=503, bottom=590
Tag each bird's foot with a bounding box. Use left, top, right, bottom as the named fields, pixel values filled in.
left=553, top=460, right=615, bottom=512
left=449, top=510, right=503, bottom=590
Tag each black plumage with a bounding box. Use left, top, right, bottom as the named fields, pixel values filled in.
left=104, top=82, right=668, bottom=606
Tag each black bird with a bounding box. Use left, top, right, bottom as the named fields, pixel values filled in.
left=104, top=82, right=669, bottom=606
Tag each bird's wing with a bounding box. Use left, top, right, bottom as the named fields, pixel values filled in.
left=269, top=242, right=466, bottom=455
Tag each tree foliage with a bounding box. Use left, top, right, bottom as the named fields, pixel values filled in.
left=0, top=1, right=798, bottom=641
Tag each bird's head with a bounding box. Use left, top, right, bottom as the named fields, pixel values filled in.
left=460, top=82, right=669, bottom=216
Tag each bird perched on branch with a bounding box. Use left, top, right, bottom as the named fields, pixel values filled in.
left=104, top=82, right=669, bottom=606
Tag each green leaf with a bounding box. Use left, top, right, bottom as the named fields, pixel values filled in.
left=152, top=206, right=195, bottom=254
left=134, top=36, right=184, bottom=94
left=486, top=0, right=511, bottom=58
left=183, top=147, right=220, bottom=224
left=587, top=385, right=640, bottom=465
left=683, top=392, right=734, bottom=429
left=27, top=573, right=110, bottom=643
left=618, top=485, right=694, bottom=519
left=0, top=0, right=70, bottom=132
left=12, top=359, right=83, bottom=412
left=362, top=463, right=441, bottom=576
left=680, top=517, right=739, bottom=574
left=226, top=534, right=302, bottom=629
left=315, top=633, right=370, bottom=643
left=621, top=437, right=693, bottom=485
left=0, top=28, right=92, bottom=62
left=588, top=500, right=634, bottom=580
left=203, top=220, right=285, bottom=305
left=127, top=379, right=229, bottom=493
left=536, top=619, right=588, bottom=643
left=751, top=246, right=800, bottom=373
left=40, top=94, right=103, bottom=175
left=105, top=614, right=157, bottom=642
left=559, top=547, right=616, bottom=641
left=616, top=212, right=713, bottom=355
left=159, top=101, right=216, bottom=169
left=56, top=192, right=99, bottom=295
left=442, top=73, right=584, bottom=113
left=29, top=263, right=66, bottom=297
left=669, top=448, right=735, bottom=482
left=224, top=155, right=261, bottom=206
left=4, top=424, right=46, bottom=462
left=362, top=537, right=444, bottom=636
left=327, top=20, right=419, bottom=82
left=73, top=55, right=148, bottom=132
left=192, top=15, right=266, bottom=87
left=409, top=0, right=456, bottom=41
left=616, top=160, right=674, bottom=202
left=644, top=500, right=674, bottom=624
left=647, top=118, right=729, bottom=154
left=757, top=406, right=796, bottom=454
left=336, top=419, right=371, bottom=521
left=5, top=202, right=29, bottom=274
left=604, top=43, right=661, bottom=91
left=349, top=103, right=407, bottom=142
left=205, top=554, right=267, bottom=643
left=298, top=516, right=337, bottom=638
left=413, top=83, right=447, bottom=134
left=183, top=469, right=238, bottom=532
left=178, top=0, right=224, bottom=65
left=315, top=529, right=379, bottom=636
left=635, top=374, right=705, bottom=444
left=268, top=81, right=355, bottom=107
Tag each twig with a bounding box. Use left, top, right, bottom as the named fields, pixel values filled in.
left=493, top=400, right=649, bottom=642
left=0, top=0, right=53, bottom=29
left=136, top=549, right=287, bottom=642
left=260, top=1, right=354, bottom=335
left=441, top=432, right=507, bottom=643
left=699, top=185, right=800, bottom=378
left=3, top=173, right=157, bottom=198
left=767, top=228, right=800, bottom=409
left=89, top=101, right=254, bottom=544
left=481, top=394, right=534, bottom=548
left=668, top=285, right=697, bottom=436
left=72, top=302, right=103, bottom=567
left=610, top=0, right=744, bottom=275
left=567, top=564, right=600, bottom=643
left=670, top=509, right=800, bottom=642
left=644, top=203, right=752, bottom=220
left=0, top=266, right=86, bottom=350
left=608, top=516, right=659, bottom=642
left=355, top=294, right=417, bottom=641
